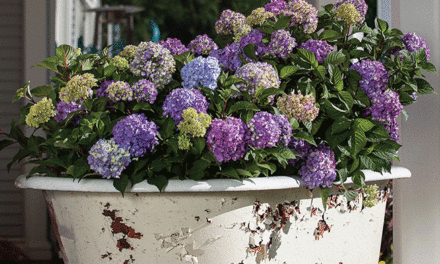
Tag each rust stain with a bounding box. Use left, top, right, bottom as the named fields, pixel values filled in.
left=102, top=207, right=143, bottom=253
left=101, top=252, right=112, bottom=260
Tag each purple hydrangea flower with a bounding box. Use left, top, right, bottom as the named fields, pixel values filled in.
left=367, top=89, right=403, bottom=141
left=235, top=62, right=281, bottom=98
left=284, top=0, right=319, bottom=34
left=274, top=114, right=292, bottom=146
left=287, top=138, right=313, bottom=166
left=129, top=41, right=176, bottom=89
left=87, top=138, right=131, bottom=179
left=265, top=0, right=288, bottom=16
left=334, top=0, right=368, bottom=24
left=215, top=9, right=249, bottom=39
left=349, top=59, right=390, bottom=98
left=162, top=88, right=209, bottom=125
left=112, top=113, right=160, bottom=158
left=158, top=38, right=189, bottom=55
left=299, top=144, right=337, bottom=189
left=54, top=100, right=85, bottom=125
left=188, top=34, right=218, bottom=56
left=299, top=39, right=334, bottom=63
left=399, top=32, right=431, bottom=60
left=206, top=117, right=250, bottom=163
left=132, top=79, right=158, bottom=104
left=97, top=80, right=115, bottom=98
left=239, top=29, right=269, bottom=61
left=210, top=43, right=242, bottom=74
left=181, top=56, right=221, bottom=90
left=269, top=29, right=297, bottom=58
left=247, top=111, right=281, bottom=149
left=276, top=90, right=319, bottom=122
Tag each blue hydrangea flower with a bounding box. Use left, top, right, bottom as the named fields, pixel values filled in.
left=132, top=79, right=158, bottom=104
left=247, top=111, right=281, bottom=149
left=162, top=88, right=210, bottom=125
left=299, top=144, right=337, bottom=189
left=210, top=43, right=242, bottom=74
left=206, top=117, right=250, bottom=163
left=274, top=114, right=292, bottom=146
left=112, top=113, right=160, bottom=157
left=349, top=59, right=390, bottom=98
left=181, top=56, right=221, bottom=90
left=87, top=138, right=131, bottom=179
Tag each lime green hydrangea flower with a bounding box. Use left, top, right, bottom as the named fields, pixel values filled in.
left=363, top=184, right=379, bottom=207
left=178, top=133, right=192, bottom=151
left=119, top=44, right=137, bottom=58
left=109, top=55, right=129, bottom=71
left=60, top=73, right=97, bottom=103
left=178, top=107, right=212, bottom=137
left=246, top=8, right=274, bottom=26
left=335, top=3, right=362, bottom=26
left=25, top=97, right=57, bottom=128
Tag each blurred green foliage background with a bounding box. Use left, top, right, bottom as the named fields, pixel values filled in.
left=101, top=0, right=377, bottom=44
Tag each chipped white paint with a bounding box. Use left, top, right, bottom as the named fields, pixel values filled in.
left=15, top=167, right=410, bottom=263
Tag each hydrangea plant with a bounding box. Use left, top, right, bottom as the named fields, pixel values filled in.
left=1, top=0, right=436, bottom=202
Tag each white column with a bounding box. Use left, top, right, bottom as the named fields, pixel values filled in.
left=23, top=0, right=53, bottom=260
left=393, top=0, right=440, bottom=263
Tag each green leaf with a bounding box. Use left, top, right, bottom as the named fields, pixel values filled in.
left=188, top=159, right=210, bottom=180
left=160, top=117, right=176, bottom=140
left=56, top=45, right=75, bottom=66
left=294, top=131, right=316, bottom=146
left=344, top=191, right=360, bottom=202
left=33, top=61, right=60, bottom=74
left=353, top=118, right=375, bottom=132
left=315, top=65, right=326, bottom=80
left=320, top=29, right=342, bottom=41
left=131, top=171, right=146, bottom=186
left=333, top=68, right=343, bottom=91
left=256, top=162, right=277, bottom=173
left=352, top=171, right=365, bottom=187
left=243, top=43, right=258, bottom=60
left=31, top=85, right=56, bottom=101
left=319, top=187, right=331, bottom=211
left=7, top=149, right=32, bottom=172
left=147, top=175, right=169, bottom=191
left=257, top=88, right=284, bottom=102
left=324, top=51, right=346, bottom=65
left=416, top=78, right=435, bottom=94
left=227, top=101, right=259, bottom=114
left=217, top=166, right=240, bottom=180
left=104, top=66, right=117, bottom=77
left=191, top=137, right=206, bottom=156
left=274, top=15, right=292, bottom=30
left=331, top=117, right=351, bottom=134
left=0, top=139, right=15, bottom=152
left=113, top=174, right=130, bottom=195
left=339, top=91, right=353, bottom=110
left=297, top=49, right=318, bottom=68
left=375, top=18, right=388, bottom=32
left=352, top=130, right=367, bottom=156
left=132, top=102, right=153, bottom=111
left=280, top=65, right=299, bottom=79
left=420, top=62, right=437, bottom=73
left=236, top=169, right=253, bottom=177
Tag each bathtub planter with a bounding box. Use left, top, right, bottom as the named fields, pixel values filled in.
left=15, top=166, right=410, bottom=264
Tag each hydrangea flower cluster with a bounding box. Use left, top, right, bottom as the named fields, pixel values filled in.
left=109, top=55, right=129, bottom=71
left=112, top=113, right=160, bottom=158
left=210, top=43, right=242, bottom=74
left=177, top=108, right=212, bottom=150
left=287, top=138, right=313, bottom=166
left=87, top=138, right=131, bottom=179
left=399, top=32, right=431, bottom=60
left=158, top=38, right=189, bottom=55
left=188, top=34, right=218, bottom=56
left=60, top=73, right=97, bottom=103
left=334, top=0, right=368, bottom=24
left=25, top=98, right=57, bottom=128
left=235, top=62, right=281, bottom=97
left=97, top=80, right=115, bottom=98
left=162, top=88, right=209, bottom=125
left=247, top=111, right=282, bottom=149
left=363, top=184, right=379, bottom=207
left=239, top=29, right=269, bottom=60
left=106, top=81, right=133, bottom=102
left=367, top=89, right=403, bottom=141
left=274, top=114, right=292, bottom=146
left=129, top=41, right=176, bottom=88
left=215, top=9, right=251, bottom=42
left=246, top=7, right=274, bottom=26
left=299, top=39, right=334, bottom=63
left=269, top=29, right=297, bottom=58
left=335, top=2, right=363, bottom=26
left=284, top=0, right=319, bottom=34
left=119, top=45, right=137, bottom=58
left=206, top=117, right=250, bottom=163
left=181, top=56, right=221, bottom=90
left=132, top=79, right=158, bottom=104
left=277, top=90, right=319, bottom=122
left=299, top=144, right=337, bottom=189
left=349, top=59, right=390, bottom=98
left=54, top=101, right=84, bottom=124
left=264, top=0, right=287, bottom=16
